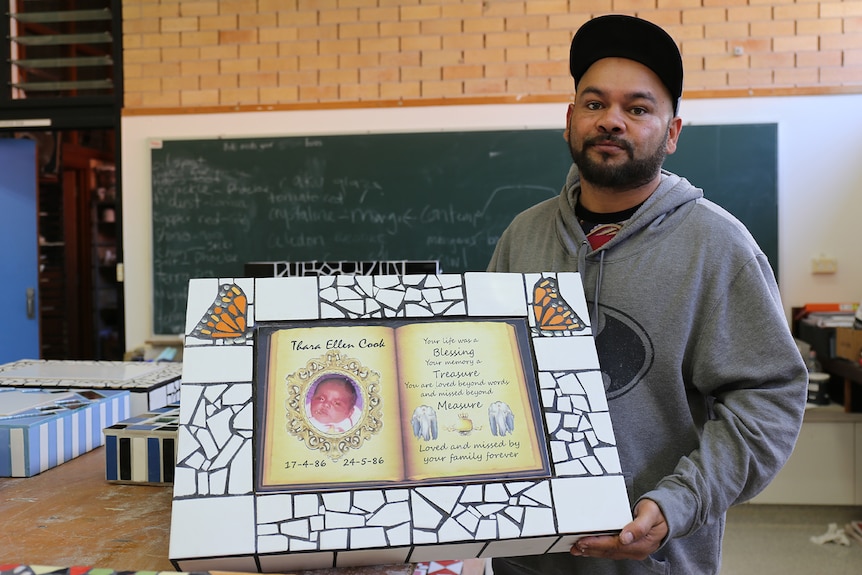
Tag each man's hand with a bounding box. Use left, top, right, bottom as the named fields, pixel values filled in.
left=570, top=499, right=668, bottom=561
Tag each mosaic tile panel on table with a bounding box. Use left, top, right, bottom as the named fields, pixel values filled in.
left=170, top=273, right=631, bottom=572
left=0, top=359, right=183, bottom=415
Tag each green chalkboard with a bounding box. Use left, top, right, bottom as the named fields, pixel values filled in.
left=664, top=123, right=778, bottom=278
left=150, top=124, right=777, bottom=335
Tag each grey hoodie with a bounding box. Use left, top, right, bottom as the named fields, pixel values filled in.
left=488, top=166, right=807, bottom=575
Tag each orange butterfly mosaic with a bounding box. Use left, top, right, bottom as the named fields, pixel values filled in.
left=531, top=277, right=586, bottom=334
left=190, top=283, right=249, bottom=342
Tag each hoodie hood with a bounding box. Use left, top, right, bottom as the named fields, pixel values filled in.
left=553, top=163, right=704, bottom=329
left=556, top=163, right=704, bottom=260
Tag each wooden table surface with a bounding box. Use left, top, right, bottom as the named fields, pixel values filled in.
left=0, top=447, right=433, bottom=575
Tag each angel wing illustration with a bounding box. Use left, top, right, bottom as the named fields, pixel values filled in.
left=488, top=401, right=515, bottom=437
left=411, top=405, right=438, bottom=441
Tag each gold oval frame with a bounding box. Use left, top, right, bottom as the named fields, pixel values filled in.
left=284, top=351, right=383, bottom=460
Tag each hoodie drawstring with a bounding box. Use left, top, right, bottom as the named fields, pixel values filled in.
left=592, top=250, right=605, bottom=337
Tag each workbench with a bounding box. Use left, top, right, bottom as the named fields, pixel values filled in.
left=0, top=447, right=439, bottom=575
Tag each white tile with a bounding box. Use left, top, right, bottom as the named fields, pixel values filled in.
left=532, top=336, right=600, bottom=372
left=185, top=278, right=221, bottom=335
left=475, top=519, right=497, bottom=540
left=594, top=446, right=622, bottom=474
left=169, top=496, right=255, bottom=558
left=581, top=456, right=603, bottom=476
left=556, top=273, right=590, bottom=329
left=322, top=491, right=351, bottom=512
left=173, top=465, right=197, bottom=497
left=182, top=345, right=253, bottom=383
left=455, top=509, right=480, bottom=532
left=255, top=276, right=320, bottom=320
left=438, top=517, right=474, bottom=542
left=557, top=372, right=585, bottom=395
left=589, top=411, right=617, bottom=445
left=258, top=534, right=288, bottom=553
left=209, top=468, right=228, bottom=494
left=550, top=441, right=569, bottom=463
left=497, top=514, right=522, bottom=538
left=353, top=490, right=385, bottom=512
left=463, top=272, right=527, bottom=316
left=552, top=476, right=632, bottom=533
left=319, top=528, right=349, bottom=549
left=386, top=521, right=412, bottom=546
left=522, top=506, right=556, bottom=537
left=325, top=511, right=365, bottom=529
left=347, top=526, right=387, bottom=549
left=504, top=506, right=524, bottom=523
left=282, top=519, right=310, bottom=538
left=554, top=459, right=588, bottom=476
left=582, top=371, right=609, bottom=412
left=461, top=484, right=483, bottom=503
left=258, top=494, right=293, bottom=523
left=415, top=485, right=464, bottom=514
left=227, top=440, right=253, bottom=494
left=411, top=492, right=443, bottom=529
left=367, top=500, right=411, bottom=527
left=484, top=483, right=508, bottom=502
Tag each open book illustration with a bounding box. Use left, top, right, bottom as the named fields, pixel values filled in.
left=256, top=318, right=551, bottom=491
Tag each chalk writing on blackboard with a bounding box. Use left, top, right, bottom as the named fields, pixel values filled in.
left=149, top=125, right=777, bottom=335
left=150, top=131, right=571, bottom=334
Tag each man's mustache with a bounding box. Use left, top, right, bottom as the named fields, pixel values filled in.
left=584, top=135, right=634, bottom=154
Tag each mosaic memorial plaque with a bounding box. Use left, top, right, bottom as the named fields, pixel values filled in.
left=169, top=273, right=631, bottom=572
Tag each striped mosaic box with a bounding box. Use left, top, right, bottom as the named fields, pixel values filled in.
left=0, top=388, right=130, bottom=478
left=104, top=404, right=179, bottom=484
left=0, top=359, right=182, bottom=416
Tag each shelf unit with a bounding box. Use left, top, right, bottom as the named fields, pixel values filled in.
left=89, top=161, right=120, bottom=359
left=37, top=173, right=76, bottom=359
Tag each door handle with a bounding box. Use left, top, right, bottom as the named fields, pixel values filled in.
left=26, top=287, right=35, bottom=319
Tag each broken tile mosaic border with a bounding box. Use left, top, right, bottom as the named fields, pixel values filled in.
left=245, top=259, right=441, bottom=278
left=170, top=272, right=631, bottom=571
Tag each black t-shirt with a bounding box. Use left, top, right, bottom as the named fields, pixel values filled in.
left=576, top=200, right=642, bottom=250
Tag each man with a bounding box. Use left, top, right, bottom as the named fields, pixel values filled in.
left=488, top=14, right=807, bottom=575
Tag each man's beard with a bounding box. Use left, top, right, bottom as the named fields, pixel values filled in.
left=569, top=128, right=669, bottom=191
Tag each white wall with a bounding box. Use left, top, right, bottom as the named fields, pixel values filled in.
left=121, top=95, right=862, bottom=349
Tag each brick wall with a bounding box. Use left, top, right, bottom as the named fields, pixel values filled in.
left=122, top=0, right=862, bottom=112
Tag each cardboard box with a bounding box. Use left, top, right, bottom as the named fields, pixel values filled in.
left=835, top=327, right=862, bottom=362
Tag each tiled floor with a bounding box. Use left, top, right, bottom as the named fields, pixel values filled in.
left=419, top=504, right=862, bottom=575
left=721, top=504, right=862, bottom=575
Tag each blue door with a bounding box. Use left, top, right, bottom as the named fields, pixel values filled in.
left=0, top=138, right=40, bottom=362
